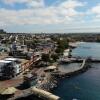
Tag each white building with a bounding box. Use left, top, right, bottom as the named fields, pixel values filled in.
left=63, top=49, right=70, bottom=57
left=5, top=58, right=21, bottom=75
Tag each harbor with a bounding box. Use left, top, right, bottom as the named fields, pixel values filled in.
left=0, top=32, right=100, bottom=100
left=52, top=59, right=90, bottom=78
left=0, top=50, right=91, bottom=100
left=54, top=42, right=100, bottom=100
left=0, top=58, right=90, bottom=100
left=0, top=0, right=100, bottom=99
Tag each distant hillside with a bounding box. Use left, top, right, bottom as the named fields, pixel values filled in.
left=0, top=29, right=6, bottom=34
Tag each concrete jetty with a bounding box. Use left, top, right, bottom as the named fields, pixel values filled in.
left=31, top=87, right=61, bottom=100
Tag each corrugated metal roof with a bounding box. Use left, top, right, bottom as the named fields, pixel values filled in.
left=5, top=58, right=19, bottom=61
left=0, top=87, right=7, bottom=94
left=45, top=66, right=57, bottom=70
left=1, top=87, right=17, bottom=95
left=0, top=60, right=12, bottom=63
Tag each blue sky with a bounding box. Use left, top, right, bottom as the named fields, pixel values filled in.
left=0, top=0, right=100, bottom=33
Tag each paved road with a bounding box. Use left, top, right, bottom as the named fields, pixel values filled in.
left=0, top=78, right=23, bottom=88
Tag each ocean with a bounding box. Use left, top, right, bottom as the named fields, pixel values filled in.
left=53, top=42, right=100, bottom=100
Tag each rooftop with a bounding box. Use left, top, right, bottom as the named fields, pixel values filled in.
left=4, top=58, right=20, bottom=62
left=0, top=60, right=12, bottom=63
left=45, top=66, right=57, bottom=70
left=0, top=87, right=17, bottom=95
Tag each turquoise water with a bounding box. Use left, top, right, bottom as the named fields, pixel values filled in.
left=54, top=42, right=100, bottom=100
left=72, top=42, right=100, bottom=59
left=59, top=63, right=81, bottom=73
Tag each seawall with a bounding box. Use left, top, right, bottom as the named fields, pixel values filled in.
left=52, top=59, right=91, bottom=78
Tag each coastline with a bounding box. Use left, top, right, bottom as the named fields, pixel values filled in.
left=2, top=58, right=91, bottom=100
left=15, top=59, right=91, bottom=100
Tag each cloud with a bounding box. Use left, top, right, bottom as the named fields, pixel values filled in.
left=91, top=4, right=100, bottom=14
left=0, top=0, right=86, bottom=26
left=27, top=0, right=45, bottom=8
left=2, top=0, right=45, bottom=8
left=89, top=4, right=100, bottom=21
left=2, top=0, right=30, bottom=5
left=60, top=0, right=85, bottom=8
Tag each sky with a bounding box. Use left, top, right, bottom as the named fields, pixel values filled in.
left=0, top=0, right=100, bottom=33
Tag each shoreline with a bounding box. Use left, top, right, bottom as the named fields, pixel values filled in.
left=3, top=59, right=91, bottom=100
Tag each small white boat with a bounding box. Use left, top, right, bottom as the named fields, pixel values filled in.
left=72, top=98, right=78, bottom=100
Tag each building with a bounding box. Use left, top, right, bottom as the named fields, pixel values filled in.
left=5, top=58, right=21, bottom=75
left=0, top=57, right=23, bottom=79
left=0, top=60, right=15, bottom=79
left=63, top=49, right=70, bottom=57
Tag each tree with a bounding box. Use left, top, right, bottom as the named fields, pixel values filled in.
left=55, top=39, right=69, bottom=54
left=0, top=29, right=6, bottom=34
left=51, top=54, right=59, bottom=62
left=55, top=48, right=63, bottom=54
left=41, top=54, right=50, bottom=62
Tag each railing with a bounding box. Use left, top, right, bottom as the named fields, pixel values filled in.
left=21, top=56, right=41, bottom=72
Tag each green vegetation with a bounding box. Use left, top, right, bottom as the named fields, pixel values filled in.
left=41, top=53, right=59, bottom=64
left=0, top=29, right=6, bottom=34
left=51, top=54, right=59, bottom=62
left=41, top=54, right=51, bottom=62
left=55, top=39, right=69, bottom=54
